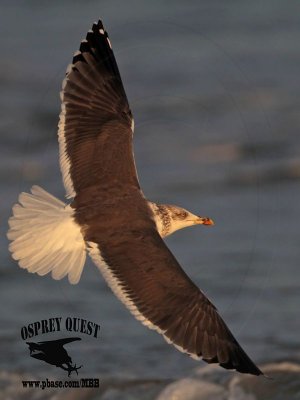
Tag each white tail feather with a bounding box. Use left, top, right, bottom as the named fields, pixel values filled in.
left=7, top=185, right=86, bottom=284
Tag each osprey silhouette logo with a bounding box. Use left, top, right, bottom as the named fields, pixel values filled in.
left=26, top=337, right=82, bottom=377
left=21, top=317, right=101, bottom=377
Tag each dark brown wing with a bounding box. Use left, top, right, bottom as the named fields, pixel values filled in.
left=58, top=20, right=138, bottom=199
left=88, top=225, right=263, bottom=376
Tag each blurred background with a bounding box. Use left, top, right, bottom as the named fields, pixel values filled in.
left=1, top=1, right=299, bottom=399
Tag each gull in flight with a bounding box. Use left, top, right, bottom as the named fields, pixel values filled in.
left=8, top=20, right=263, bottom=376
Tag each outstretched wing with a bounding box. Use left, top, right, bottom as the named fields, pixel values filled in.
left=88, top=227, right=263, bottom=376
left=58, top=20, right=138, bottom=199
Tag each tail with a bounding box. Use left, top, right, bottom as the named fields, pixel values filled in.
left=7, top=185, right=86, bottom=284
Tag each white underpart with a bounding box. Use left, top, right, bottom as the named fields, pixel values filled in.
left=57, top=29, right=113, bottom=199
left=87, top=241, right=200, bottom=360
left=58, top=44, right=89, bottom=199
left=87, top=242, right=158, bottom=330
left=129, top=118, right=143, bottom=189
left=7, top=185, right=86, bottom=284
left=58, top=75, right=76, bottom=199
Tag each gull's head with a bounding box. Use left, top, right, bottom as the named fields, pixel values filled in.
left=168, top=205, right=214, bottom=232
left=149, top=202, right=214, bottom=237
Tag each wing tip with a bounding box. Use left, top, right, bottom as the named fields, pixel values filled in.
left=70, top=19, right=113, bottom=66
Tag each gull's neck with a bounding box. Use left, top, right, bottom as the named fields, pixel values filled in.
left=148, top=203, right=172, bottom=237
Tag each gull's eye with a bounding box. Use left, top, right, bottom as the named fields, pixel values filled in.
left=174, top=210, right=188, bottom=220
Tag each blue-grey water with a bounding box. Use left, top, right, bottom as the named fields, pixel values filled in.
left=1, top=1, right=300, bottom=399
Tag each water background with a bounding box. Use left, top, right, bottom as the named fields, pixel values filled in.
left=0, top=1, right=299, bottom=396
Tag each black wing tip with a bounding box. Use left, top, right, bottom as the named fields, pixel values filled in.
left=202, top=358, right=263, bottom=376
left=91, top=19, right=111, bottom=42
left=93, top=20, right=106, bottom=33
left=221, top=356, right=264, bottom=377
left=236, top=364, right=264, bottom=376
left=202, top=347, right=264, bottom=376
left=94, top=19, right=105, bottom=31
left=71, top=19, right=111, bottom=65
left=236, top=364, right=269, bottom=378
